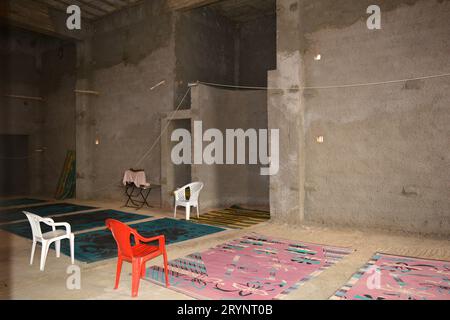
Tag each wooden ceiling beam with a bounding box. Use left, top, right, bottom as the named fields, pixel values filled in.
left=53, top=0, right=108, bottom=17
left=167, top=0, right=224, bottom=11
left=36, top=0, right=97, bottom=20
left=101, top=0, right=125, bottom=10
left=76, top=0, right=116, bottom=14
left=0, top=0, right=92, bottom=40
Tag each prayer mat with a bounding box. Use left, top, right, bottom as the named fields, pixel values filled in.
left=146, top=233, right=352, bottom=300
left=0, top=198, right=47, bottom=208
left=0, top=203, right=97, bottom=223
left=191, top=206, right=270, bottom=229
left=330, top=253, right=450, bottom=300
left=59, top=218, right=225, bottom=263
left=1, top=209, right=151, bottom=239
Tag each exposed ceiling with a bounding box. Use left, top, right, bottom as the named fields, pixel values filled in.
left=167, top=0, right=276, bottom=22
left=34, top=0, right=142, bottom=20
left=0, top=0, right=143, bottom=39
left=0, top=0, right=276, bottom=40
left=208, top=0, right=276, bottom=22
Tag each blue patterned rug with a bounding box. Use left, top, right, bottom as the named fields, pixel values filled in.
left=0, top=203, right=97, bottom=223
left=0, top=209, right=151, bottom=239
left=59, top=218, right=225, bottom=263
left=0, top=198, right=47, bottom=208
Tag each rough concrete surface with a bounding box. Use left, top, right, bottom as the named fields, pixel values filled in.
left=301, top=0, right=450, bottom=234
left=266, top=0, right=450, bottom=235
left=191, top=84, right=269, bottom=209
left=0, top=27, right=75, bottom=196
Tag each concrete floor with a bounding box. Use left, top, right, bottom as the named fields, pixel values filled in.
left=0, top=198, right=449, bottom=300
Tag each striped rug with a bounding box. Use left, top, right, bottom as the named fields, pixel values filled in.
left=191, top=205, right=270, bottom=229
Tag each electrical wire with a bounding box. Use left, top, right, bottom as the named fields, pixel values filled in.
left=196, top=72, right=450, bottom=91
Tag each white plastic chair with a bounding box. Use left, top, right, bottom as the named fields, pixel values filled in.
left=23, top=212, right=75, bottom=271
left=173, top=182, right=204, bottom=221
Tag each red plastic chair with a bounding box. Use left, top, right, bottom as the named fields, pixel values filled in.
left=106, top=219, right=170, bottom=297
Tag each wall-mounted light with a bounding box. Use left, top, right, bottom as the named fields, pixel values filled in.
left=316, top=136, right=324, bottom=143
left=95, top=139, right=100, bottom=145
left=314, top=54, right=322, bottom=61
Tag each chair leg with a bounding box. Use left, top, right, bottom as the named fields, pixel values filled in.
left=173, top=205, right=177, bottom=218
left=30, top=240, right=37, bottom=265
left=114, top=257, right=123, bottom=289
left=55, top=240, right=61, bottom=258
left=69, top=234, right=75, bottom=265
left=186, top=205, right=191, bottom=221
left=140, top=261, right=147, bottom=279
left=163, top=249, right=170, bottom=288
left=40, top=241, right=50, bottom=271
left=131, top=259, right=142, bottom=297
left=196, top=205, right=200, bottom=218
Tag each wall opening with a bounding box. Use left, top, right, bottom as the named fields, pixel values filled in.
left=174, top=0, right=276, bottom=109
left=164, top=0, right=276, bottom=212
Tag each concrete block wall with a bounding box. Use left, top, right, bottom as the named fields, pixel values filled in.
left=75, top=1, right=276, bottom=207
left=0, top=27, right=73, bottom=196
left=302, top=0, right=450, bottom=234
left=175, top=8, right=237, bottom=109
left=271, top=0, right=450, bottom=235
left=41, top=42, right=77, bottom=196
left=238, top=14, right=277, bottom=87
left=0, top=29, right=43, bottom=195
left=191, top=84, right=269, bottom=209
left=75, top=0, right=176, bottom=203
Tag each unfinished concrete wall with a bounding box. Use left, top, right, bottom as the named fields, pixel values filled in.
left=175, top=7, right=277, bottom=102
left=175, top=7, right=236, bottom=109
left=75, top=0, right=176, bottom=204
left=268, top=0, right=306, bottom=224
left=0, top=27, right=77, bottom=197
left=40, top=42, right=77, bottom=196
left=191, top=84, right=269, bottom=209
left=0, top=28, right=43, bottom=196
left=0, top=27, right=67, bottom=196
left=300, top=0, right=450, bottom=235
left=238, top=14, right=277, bottom=87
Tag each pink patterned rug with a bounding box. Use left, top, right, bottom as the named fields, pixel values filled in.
left=145, top=233, right=352, bottom=300
left=331, top=253, right=450, bottom=300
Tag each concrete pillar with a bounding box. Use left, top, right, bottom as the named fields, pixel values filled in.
left=75, top=41, right=95, bottom=199
left=268, top=0, right=306, bottom=224
left=160, top=116, right=175, bottom=208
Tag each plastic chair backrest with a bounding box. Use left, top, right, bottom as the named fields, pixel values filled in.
left=106, top=219, right=135, bottom=258
left=24, top=212, right=44, bottom=238
left=188, top=182, right=204, bottom=202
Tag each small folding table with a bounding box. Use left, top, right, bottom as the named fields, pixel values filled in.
left=122, top=169, right=159, bottom=210
left=123, top=183, right=157, bottom=210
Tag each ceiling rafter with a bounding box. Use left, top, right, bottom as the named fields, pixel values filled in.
left=54, top=0, right=109, bottom=17
left=167, top=0, right=223, bottom=11
left=35, top=0, right=97, bottom=20
left=76, top=0, right=116, bottom=14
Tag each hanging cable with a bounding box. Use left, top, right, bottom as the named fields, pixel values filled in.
left=195, top=72, right=450, bottom=91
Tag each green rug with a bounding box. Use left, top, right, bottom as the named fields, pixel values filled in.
left=0, top=203, right=97, bottom=223
left=0, top=198, right=47, bottom=208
